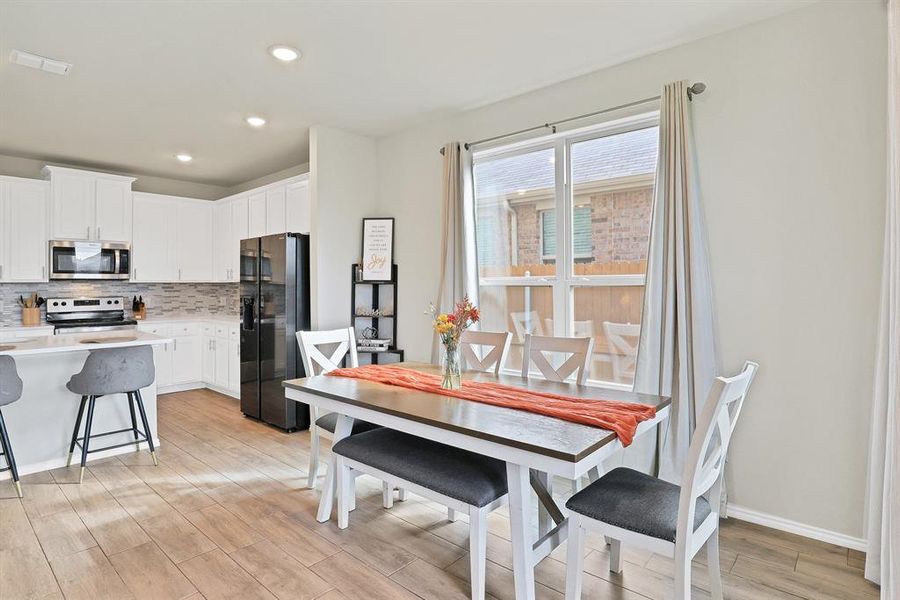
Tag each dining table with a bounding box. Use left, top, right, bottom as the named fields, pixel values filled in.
left=283, top=361, right=671, bottom=600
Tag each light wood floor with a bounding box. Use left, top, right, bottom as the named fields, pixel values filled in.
left=0, top=388, right=879, bottom=600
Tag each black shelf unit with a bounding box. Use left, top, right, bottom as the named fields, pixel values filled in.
left=351, top=264, right=404, bottom=364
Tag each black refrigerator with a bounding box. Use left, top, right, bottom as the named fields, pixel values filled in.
left=239, top=233, right=311, bottom=431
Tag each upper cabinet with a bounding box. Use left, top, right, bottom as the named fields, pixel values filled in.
left=244, top=175, right=309, bottom=238
left=176, top=201, right=213, bottom=281
left=42, top=166, right=134, bottom=242
left=285, top=180, right=310, bottom=233
left=0, top=177, right=50, bottom=282
left=132, top=193, right=213, bottom=282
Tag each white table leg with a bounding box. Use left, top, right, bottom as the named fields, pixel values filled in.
left=507, top=462, right=536, bottom=600
left=316, top=414, right=354, bottom=523
left=535, top=470, right=553, bottom=537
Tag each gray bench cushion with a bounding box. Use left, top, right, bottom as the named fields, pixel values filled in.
left=315, top=413, right=380, bottom=435
left=0, top=356, right=22, bottom=407
left=332, top=428, right=508, bottom=507
left=565, top=467, right=711, bottom=542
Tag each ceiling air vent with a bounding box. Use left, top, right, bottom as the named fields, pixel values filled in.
left=9, top=50, right=72, bottom=76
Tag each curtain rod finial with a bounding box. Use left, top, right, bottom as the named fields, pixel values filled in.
left=688, top=82, right=707, bottom=100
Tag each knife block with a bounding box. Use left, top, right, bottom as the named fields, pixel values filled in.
left=21, top=307, right=40, bottom=327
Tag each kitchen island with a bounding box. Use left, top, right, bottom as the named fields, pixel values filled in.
left=0, top=330, right=172, bottom=478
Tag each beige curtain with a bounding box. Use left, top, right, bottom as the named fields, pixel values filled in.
left=634, top=81, right=720, bottom=485
left=865, top=1, right=899, bottom=593
left=432, top=142, right=479, bottom=363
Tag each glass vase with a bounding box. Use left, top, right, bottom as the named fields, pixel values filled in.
left=441, top=345, right=462, bottom=390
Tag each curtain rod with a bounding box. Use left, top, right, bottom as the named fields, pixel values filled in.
left=439, top=82, right=706, bottom=155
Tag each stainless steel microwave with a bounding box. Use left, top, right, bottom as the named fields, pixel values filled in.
left=49, top=240, right=131, bottom=280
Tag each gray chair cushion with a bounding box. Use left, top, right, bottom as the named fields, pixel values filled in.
left=332, top=428, right=508, bottom=508
left=565, top=467, right=711, bottom=542
left=315, top=413, right=380, bottom=435
left=67, top=346, right=155, bottom=396
left=0, top=356, right=22, bottom=407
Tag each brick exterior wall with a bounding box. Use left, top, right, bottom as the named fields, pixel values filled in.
left=511, top=184, right=653, bottom=267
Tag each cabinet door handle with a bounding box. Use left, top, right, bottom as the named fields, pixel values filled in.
left=87, top=226, right=90, bottom=239
left=178, top=268, right=182, bottom=281
left=41, top=266, right=45, bottom=279
left=134, top=268, right=137, bottom=280
left=97, top=226, right=101, bottom=240
left=174, top=339, right=177, bottom=351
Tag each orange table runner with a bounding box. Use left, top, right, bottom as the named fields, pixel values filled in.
left=326, top=364, right=656, bottom=446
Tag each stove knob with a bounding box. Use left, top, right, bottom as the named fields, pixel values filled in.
left=107, top=300, right=112, bottom=304
left=61, top=301, right=67, bottom=306
left=114, top=300, right=119, bottom=304
left=52, top=301, right=58, bottom=306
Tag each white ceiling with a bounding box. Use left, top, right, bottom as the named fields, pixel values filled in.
left=0, top=0, right=814, bottom=187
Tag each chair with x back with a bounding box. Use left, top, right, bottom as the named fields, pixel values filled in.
left=296, top=328, right=376, bottom=488
left=460, top=330, right=512, bottom=376
left=602, top=321, right=641, bottom=384
left=564, top=361, right=758, bottom=600
left=521, top=334, right=594, bottom=385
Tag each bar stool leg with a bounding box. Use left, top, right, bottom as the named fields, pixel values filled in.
left=0, top=409, right=21, bottom=498
left=79, top=396, right=97, bottom=484
left=126, top=392, right=140, bottom=451
left=133, top=390, right=158, bottom=466
left=67, top=395, right=88, bottom=467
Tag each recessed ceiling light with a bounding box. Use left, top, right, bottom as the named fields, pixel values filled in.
left=245, top=116, right=267, bottom=127
left=269, top=45, right=300, bottom=62
left=175, top=153, right=193, bottom=163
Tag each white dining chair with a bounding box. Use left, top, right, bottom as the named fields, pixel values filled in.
left=521, top=334, right=593, bottom=385
left=520, top=334, right=597, bottom=517
left=460, top=330, right=512, bottom=376
left=564, top=361, right=759, bottom=600
left=602, top=321, right=640, bottom=384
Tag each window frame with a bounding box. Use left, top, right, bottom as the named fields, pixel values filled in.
left=472, top=111, right=659, bottom=390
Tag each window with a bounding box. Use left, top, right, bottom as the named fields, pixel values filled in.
left=472, top=115, right=658, bottom=387
left=540, top=206, right=592, bottom=261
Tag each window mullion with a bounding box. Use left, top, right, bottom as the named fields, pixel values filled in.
left=553, top=138, right=569, bottom=337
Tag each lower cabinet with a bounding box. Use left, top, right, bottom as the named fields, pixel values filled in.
left=139, top=320, right=239, bottom=397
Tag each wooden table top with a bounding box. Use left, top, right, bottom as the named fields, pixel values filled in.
left=283, top=362, right=670, bottom=462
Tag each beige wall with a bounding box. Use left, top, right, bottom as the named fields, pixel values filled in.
left=309, top=126, right=378, bottom=330
left=375, top=0, right=887, bottom=540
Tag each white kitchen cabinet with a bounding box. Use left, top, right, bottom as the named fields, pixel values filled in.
left=232, top=196, right=249, bottom=241
left=214, top=336, right=230, bottom=388
left=248, top=191, right=266, bottom=238
left=228, top=339, right=239, bottom=392
left=176, top=201, right=213, bottom=281
left=132, top=193, right=177, bottom=281
left=265, top=186, right=286, bottom=235
left=154, top=342, right=174, bottom=387
left=212, top=201, right=233, bottom=282
left=285, top=179, right=310, bottom=233
left=43, top=166, right=133, bottom=242
left=95, top=177, right=133, bottom=242
left=171, top=334, right=201, bottom=384
left=0, top=177, right=49, bottom=282
left=202, top=335, right=216, bottom=382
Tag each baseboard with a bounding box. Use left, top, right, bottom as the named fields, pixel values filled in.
left=204, top=383, right=239, bottom=399
left=158, top=381, right=206, bottom=394
left=0, top=438, right=163, bottom=480
left=726, top=503, right=867, bottom=552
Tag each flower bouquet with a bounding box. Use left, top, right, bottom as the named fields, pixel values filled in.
left=429, top=296, right=480, bottom=390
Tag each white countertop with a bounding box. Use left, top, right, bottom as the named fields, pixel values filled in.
left=136, top=314, right=238, bottom=324
left=0, top=331, right=172, bottom=357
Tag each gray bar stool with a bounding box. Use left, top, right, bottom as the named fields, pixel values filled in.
left=66, top=345, right=158, bottom=482
left=0, top=356, right=23, bottom=498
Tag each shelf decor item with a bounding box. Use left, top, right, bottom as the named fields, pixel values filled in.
left=351, top=263, right=404, bottom=364
left=360, top=217, right=394, bottom=281
left=429, top=296, right=480, bottom=390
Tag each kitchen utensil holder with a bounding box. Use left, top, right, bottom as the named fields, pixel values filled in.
left=21, top=307, right=40, bottom=327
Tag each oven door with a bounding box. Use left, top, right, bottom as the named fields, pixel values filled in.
left=49, top=241, right=130, bottom=280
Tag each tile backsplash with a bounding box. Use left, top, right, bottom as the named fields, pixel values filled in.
left=0, top=282, right=239, bottom=327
